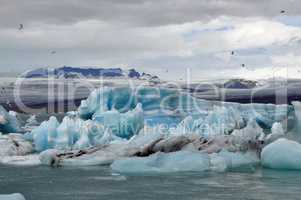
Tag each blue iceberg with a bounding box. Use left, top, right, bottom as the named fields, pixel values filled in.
left=261, top=138, right=301, bottom=170
left=111, top=151, right=211, bottom=174
left=28, top=102, right=143, bottom=151
left=78, top=87, right=292, bottom=135
left=93, top=103, right=144, bottom=139
left=0, top=106, right=21, bottom=133
left=30, top=116, right=60, bottom=152
left=19, top=86, right=295, bottom=173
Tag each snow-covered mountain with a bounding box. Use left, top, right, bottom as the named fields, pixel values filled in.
left=22, top=66, right=157, bottom=80
left=223, top=79, right=257, bottom=89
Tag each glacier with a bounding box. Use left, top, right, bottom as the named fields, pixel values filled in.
left=1, top=86, right=301, bottom=174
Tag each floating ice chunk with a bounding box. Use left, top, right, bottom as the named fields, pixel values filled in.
left=209, top=150, right=259, bottom=172
left=241, top=103, right=292, bottom=129
left=292, top=101, right=301, bottom=131
left=271, top=122, right=285, bottom=135
left=209, top=153, right=228, bottom=172
left=31, top=116, right=59, bottom=152
left=66, top=111, right=78, bottom=118
left=0, top=154, right=40, bottom=166
left=0, top=193, right=26, bottom=200
left=93, top=103, right=144, bottom=139
left=78, top=87, right=185, bottom=118
left=94, top=109, right=120, bottom=135
left=55, top=117, right=80, bottom=150
left=261, top=138, right=301, bottom=170
left=151, top=135, right=191, bottom=153
left=39, top=149, right=60, bottom=166
left=265, top=122, right=285, bottom=144
left=78, top=87, right=111, bottom=119
left=78, top=86, right=292, bottom=132
left=23, top=115, right=39, bottom=132
left=128, top=131, right=164, bottom=149
left=208, top=149, right=259, bottom=171
left=73, top=129, right=91, bottom=150
left=0, top=134, right=33, bottom=157
left=95, top=129, right=124, bottom=145
left=173, top=105, right=245, bottom=137
left=40, top=132, right=165, bottom=167
left=30, top=111, right=137, bottom=151
left=25, top=115, right=39, bottom=127
left=119, top=103, right=144, bottom=139
left=54, top=143, right=133, bottom=166
left=217, top=150, right=259, bottom=169
left=111, top=151, right=210, bottom=174
left=83, top=120, right=105, bottom=145
left=0, top=106, right=21, bottom=133
left=204, top=106, right=244, bottom=136
left=230, top=119, right=263, bottom=150
left=173, top=116, right=194, bottom=135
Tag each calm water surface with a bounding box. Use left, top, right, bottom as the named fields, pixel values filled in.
left=0, top=165, right=301, bottom=200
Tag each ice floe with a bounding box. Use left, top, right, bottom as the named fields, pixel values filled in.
left=261, top=138, right=301, bottom=170
left=0, top=193, right=25, bottom=200
left=0, top=106, right=21, bottom=133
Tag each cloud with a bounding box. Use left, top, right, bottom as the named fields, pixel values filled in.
left=1, top=0, right=300, bottom=28
left=0, top=0, right=300, bottom=80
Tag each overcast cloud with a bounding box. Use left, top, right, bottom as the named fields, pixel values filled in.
left=0, top=0, right=300, bottom=80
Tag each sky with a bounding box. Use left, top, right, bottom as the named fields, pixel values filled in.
left=0, top=0, right=301, bottom=80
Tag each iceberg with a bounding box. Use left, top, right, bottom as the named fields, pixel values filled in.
left=0, top=106, right=21, bottom=133
left=0, top=134, right=33, bottom=157
left=111, top=151, right=211, bottom=174
left=209, top=150, right=259, bottom=172
left=55, top=117, right=83, bottom=150
left=79, top=86, right=292, bottom=143
left=111, top=148, right=259, bottom=174
left=30, top=116, right=59, bottom=152
left=28, top=100, right=143, bottom=151
left=261, top=138, right=301, bottom=170
left=264, top=122, right=285, bottom=144
left=173, top=105, right=245, bottom=137
left=93, top=103, right=144, bottom=139
left=0, top=154, right=40, bottom=166
left=212, top=150, right=259, bottom=170
left=24, top=115, right=39, bottom=129
left=39, top=143, right=135, bottom=166
left=23, top=86, right=294, bottom=172
left=39, top=131, right=167, bottom=167
left=77, top=87, right=293, bottom=130
left=229, top=119, right=264, bottom=152
left=0, top=193, right=25, bottom=200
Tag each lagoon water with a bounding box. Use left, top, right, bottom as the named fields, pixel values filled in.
left=1, top=165, right=301, bottom=200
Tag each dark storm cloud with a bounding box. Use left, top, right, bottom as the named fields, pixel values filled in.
left=0, top=0, right=300, bottom=28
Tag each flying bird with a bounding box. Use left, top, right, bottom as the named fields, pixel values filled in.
left=280, top=10, right=286, bottom=14
left=231, top=51, right=235, bottom=55
left=18, top=24, right=23, bottom=30
left=241, top=64, right=245, bottom=68
left=51, top=51, right=56, bottom=54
